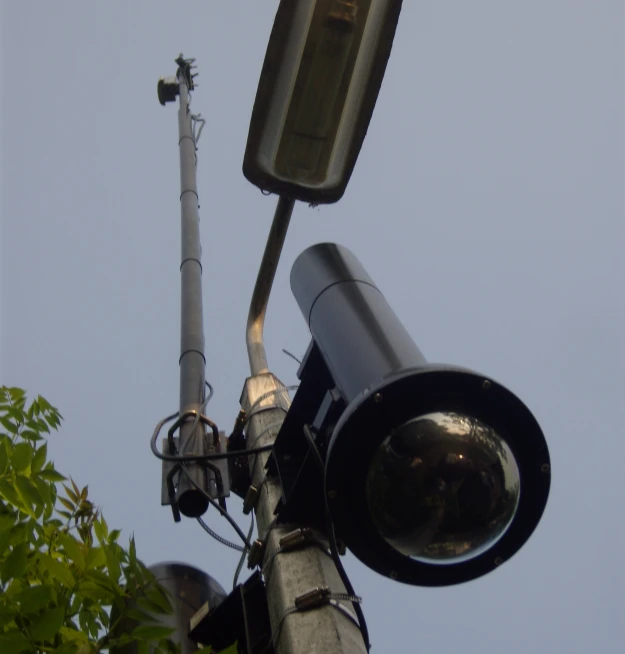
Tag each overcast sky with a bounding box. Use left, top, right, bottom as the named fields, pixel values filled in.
left=1, top=2, right=623, bottom=652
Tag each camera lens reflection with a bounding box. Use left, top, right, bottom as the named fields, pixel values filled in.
left=366, top=412, right=520, bottom=564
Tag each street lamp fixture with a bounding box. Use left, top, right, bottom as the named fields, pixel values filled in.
left=243, top=0, right=403, bottom=203
left=271, top=243, right=551, bottom=587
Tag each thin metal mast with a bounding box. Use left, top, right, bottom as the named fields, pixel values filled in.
left=174, top=56, right=211, bottom=517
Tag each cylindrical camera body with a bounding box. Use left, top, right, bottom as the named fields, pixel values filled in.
left=291, top=242, right=427, bottom=403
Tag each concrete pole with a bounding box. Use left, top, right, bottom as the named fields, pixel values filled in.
left=243, top=199, right=368, bottom=654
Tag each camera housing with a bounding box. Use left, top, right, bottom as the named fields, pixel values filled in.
left=273, top=242, right=550, bottom=586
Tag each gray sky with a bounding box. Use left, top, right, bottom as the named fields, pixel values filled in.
left=1, top=1, right=623, bottom=652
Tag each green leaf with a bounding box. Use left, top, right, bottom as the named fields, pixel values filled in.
left=29, top=604, right=65, bottom=642
left=131, top=624, right=176, bottom=640
left=109, top=529, right=121, bottom=542
left=15, top=475, right=44, bottom=513
left=1, top=543, right=28, bottom=584
left=0, top=632, right=31, bottom=654
left=125, top=606, right=156, bottom=623
left=58, top=533, right=85, bottom=571
left=39, top=467, right=66, bottom=482
left=15, top=583, right=56, bottom=613
left=6, top=407, right=23, bottom=424
left=8, top=388, right=26, bottom=400
left=59, top=496, right=75, bottom=513
left=76, top=581, right=112, bottom=602
left=35, top=418, right=50, bottom=434
left=0, top=603, right=18, bottom=630
left=37, top=553, right=76, bottom=588
left=0, top=416, right=18, bottom=435
left=37, top=395, right=52, bottom=411
left=129, top=536, right=137, bottom=566
left=136, top=595, right=167, bottom=616
left=93, top=517, right=108, bottom=544
left=32, top=475, right=53, bottom=512
left=59, top=625, right=90, bottom=643
left=31, top=443, right=47, bottom=473
left=19, top=429, right=42, bottom=442
left=144, top=584, right=174, bottom=614
left=105, top=545, right=122, bottom=582
left=85, top=547, right=107, bottom=570
left=0, top=478, right=24, bottom=510
left=11, top=443, right=32, bottom=473
left=0, top=514, right=16, bottom=555
left=63, top=483, right=79, bottom=504
left=0, top=437, right=10, bottom=475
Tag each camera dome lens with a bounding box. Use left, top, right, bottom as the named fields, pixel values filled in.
left=366, top=412, right=520, bottom=564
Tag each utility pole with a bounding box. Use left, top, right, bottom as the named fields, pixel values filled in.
left=242, top=197, right=368, bottom=654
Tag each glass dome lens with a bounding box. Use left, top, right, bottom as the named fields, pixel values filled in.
left=366, top=411, right=520, bottom=565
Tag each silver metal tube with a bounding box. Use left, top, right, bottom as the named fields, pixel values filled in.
left=176, top=71, right=211, bottom=517
left=246, top=195, right=295, bottom=376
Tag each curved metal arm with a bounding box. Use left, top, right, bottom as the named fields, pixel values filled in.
left=246, top=196, right=295, bottom=375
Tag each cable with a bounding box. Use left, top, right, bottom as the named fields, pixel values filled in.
left=245, top=385, right=299, bottom=419
left=282, top=349, right=302, bottom=365
left=302, top=425, right=371, bottom=652
left=302, top=424, right=325, bottom=472
left=149, top=383, right=290, bottom=465
left=151, top=425, right=273, bottom=463
left=180, top=465, right=252, bottom=550
left=233, top=514, right=255, bottom=590
left=197, top=516, right=244, bottom=553
left=182, top=380, right=214, bottom=454
left=324, top=504, right=370, bottom=652
left=192, top=113, right=205, bottom=145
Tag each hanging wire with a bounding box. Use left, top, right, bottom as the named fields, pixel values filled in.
left=282, top=349, right=302, bottom=365
left=233, top=514, right=255, bottom=590
left=151, top=426, right=273, bottom=463
left=197, top=516, right=245, bottom=553
left=191, top=113, right=206, bottom=145
left=179, top=465, right=253, bottom=550
left=179, top=380, right=214, bottom=455
left=302, top=424, right=371, bottom=652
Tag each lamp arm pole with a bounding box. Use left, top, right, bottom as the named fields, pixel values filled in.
left=246, top=195, right=295, bottom=376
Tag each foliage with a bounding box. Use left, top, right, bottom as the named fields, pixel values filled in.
left=0, top=387, right=176, bottom=653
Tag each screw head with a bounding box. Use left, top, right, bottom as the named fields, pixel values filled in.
left=373, top=392, right=383, bottom=403
left=494, top=556, right=504, bottom=566
left=389, top=570, right=398, bottom=580
left=327, top=489, right=338, bottom=500
left=482, top=379, right=491, bottom=390
left=541, top=463, right=551, bottom=474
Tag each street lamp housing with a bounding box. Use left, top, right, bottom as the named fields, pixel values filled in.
left=243, top=0, right=403, bottom=204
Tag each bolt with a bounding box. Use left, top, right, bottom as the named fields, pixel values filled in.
left=541, top=463, right=551, bottom=474
left=389, top=570, right=398, bottom=580
left=494, top=556, right=503, bottom=566
left=327, top=489, right=338, bottom=500
left=373, top=392, right=383, bottom=403
left=482, top=379, right=491, bottom=390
